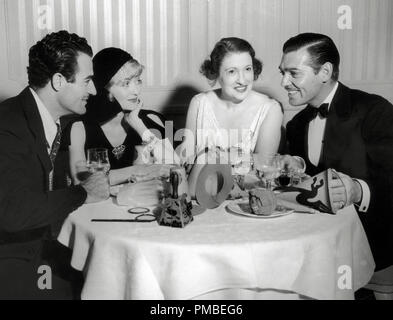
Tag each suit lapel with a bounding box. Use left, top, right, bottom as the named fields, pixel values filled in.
left=20, top=87, right=52, bottom=174
left=320, top=83, right=352, bottom=169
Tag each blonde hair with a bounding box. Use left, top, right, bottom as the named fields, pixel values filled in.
left=106, top=60, right=144, bottom=101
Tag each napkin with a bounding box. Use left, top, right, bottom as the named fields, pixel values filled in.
left=276, top=169, right=342, bottom=214
left=128, top=164, right=172, bottom=182
left=116, top=179, right=163, bottom=207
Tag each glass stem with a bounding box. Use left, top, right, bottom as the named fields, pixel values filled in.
left=266, top=179, right=272, bottom=190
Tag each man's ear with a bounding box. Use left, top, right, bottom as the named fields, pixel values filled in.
left=319, top=62, right=333, bottom=83
left=51, top=73, right=66, bottom=92
left=108, top=92, right=115, bottom=102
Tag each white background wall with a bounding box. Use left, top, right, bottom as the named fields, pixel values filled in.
left=0, top=0, right=392, bottom=128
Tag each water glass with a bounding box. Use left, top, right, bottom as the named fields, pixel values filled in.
left=75, top=160, right=91, bottom=182
left=290, top=156, right=306, bottom=186
left=87, top=148, right=111, bottom=175
left=254, top=153, right=280, bottom=190
left=229, top=147, right=253, bottom=176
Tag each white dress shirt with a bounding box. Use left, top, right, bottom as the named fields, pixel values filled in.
left=307, top=82, right=370, bottom=212
left=308, top=82, right=339, bottom=166
left=30, top=88, right=60, bottom=153
left=30, top=88, right=61, bottom=191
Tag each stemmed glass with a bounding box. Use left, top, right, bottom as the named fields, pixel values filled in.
left=254, top=153, right=281, bottom=190
left=87, top=148, right=111, bottom=175
left=230, top=147, right=253, bottom=176
left=229, top=147, right=254, bottom=196
left=288, top=156, right=307, bottom=186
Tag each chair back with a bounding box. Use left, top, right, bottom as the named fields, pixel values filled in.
left=365, top=265, right=393, bottom=300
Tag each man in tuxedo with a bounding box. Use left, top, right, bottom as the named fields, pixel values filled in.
left=0, top=31, right=109, bottom=299
left=280, top=33, right=393, bottom=271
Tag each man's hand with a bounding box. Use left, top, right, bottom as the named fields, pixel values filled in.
left=329, top=170, right=362, bottom=211
left=81, top=172, right=110, bottom=203
left=276, top=154, right=306, bottom=172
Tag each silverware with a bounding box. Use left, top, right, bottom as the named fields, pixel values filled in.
left=91, top=219, right=153, bottom=223
left=293, top=210, right=316, bottom=214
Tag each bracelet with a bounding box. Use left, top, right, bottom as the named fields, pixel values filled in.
left=142, top=134, right=155, bottom=145
left=143, top=135, right=160, bottom=152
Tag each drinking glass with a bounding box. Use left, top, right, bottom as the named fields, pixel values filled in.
left=75, top=160, right=92, bottom=182
left=290, top=156, right=306, bottom=186
left=276, top=168, right=293, bottom=187
left=87, top=148, right=111, bottom=175
left=229, top=148, right=254, bottom=196
left=230, top=148, right=253, bottom=176
left=254, top=153, right=280, bottom=190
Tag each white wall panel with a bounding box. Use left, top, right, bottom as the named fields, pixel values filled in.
left=299, top=0, right=393, bottom=82
left=1, top=0, right=192, bottom=90
left=298, top=0, right=393, bottom=108
left=0, top=0, right=392, bottom=120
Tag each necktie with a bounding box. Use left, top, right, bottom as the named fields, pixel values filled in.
left=311, top=103, right=329, bottom=119
left=48, top=123, right=62, bottom=190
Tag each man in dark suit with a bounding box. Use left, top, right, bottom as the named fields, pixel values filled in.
left=0, top=31, right=109, bottom=299
left=279, top=33, right=393, bottom=271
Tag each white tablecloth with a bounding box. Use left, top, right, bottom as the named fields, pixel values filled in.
left=58, top=199, right=375, bottom=300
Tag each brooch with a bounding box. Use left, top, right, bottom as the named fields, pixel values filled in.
left=112, top=144, right=126, bottom=160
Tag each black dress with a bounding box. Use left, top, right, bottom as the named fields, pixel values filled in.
left=82, top=110, right=167, bottom=170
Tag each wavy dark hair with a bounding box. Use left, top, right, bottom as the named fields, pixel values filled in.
left=200, top=37, right=263, bottom=85
left=283, top=33, right=340, bottom=81
left=27, top=30, right=93, bottom=89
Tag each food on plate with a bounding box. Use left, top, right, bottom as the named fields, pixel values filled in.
left=248, top=188, right=277, bottom=216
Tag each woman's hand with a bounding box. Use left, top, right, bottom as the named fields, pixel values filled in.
left=124, top=101, right=148, bottom=137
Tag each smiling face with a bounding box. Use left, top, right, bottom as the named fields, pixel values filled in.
left=107, top=62, right=143, bottom=111
left=279, top=48, right=327, bottom=107
left=57, top=52, right=96, bottom=115
left=217, top=52, right=254, bottom=103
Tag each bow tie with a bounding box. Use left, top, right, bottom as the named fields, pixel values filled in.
left=311, top=103, right=329, bottom=119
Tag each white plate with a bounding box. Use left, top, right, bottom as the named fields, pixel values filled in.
left=226, top=200, right=294, bottom=219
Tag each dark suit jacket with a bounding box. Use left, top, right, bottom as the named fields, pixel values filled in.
left=0, top=87, right=86, bottom=298
left=286, top=82, right=393, bottom=271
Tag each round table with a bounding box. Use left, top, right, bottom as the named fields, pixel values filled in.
left=58, top=198, right=375, bottom=300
